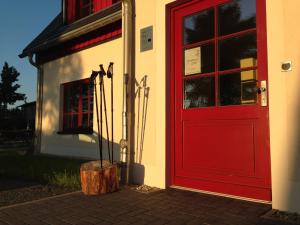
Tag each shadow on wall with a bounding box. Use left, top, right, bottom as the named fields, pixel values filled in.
left=286, top=57, right=300, bottom=213
left=72, top=132, right=121, bottom=162
left=132, top=75, right=150, bottom=185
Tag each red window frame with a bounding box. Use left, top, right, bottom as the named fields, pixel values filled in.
left=61, top=79, right=94, bottom=134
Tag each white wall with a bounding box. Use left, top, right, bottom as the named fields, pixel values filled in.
left=267, top=0, right=300, bottom=213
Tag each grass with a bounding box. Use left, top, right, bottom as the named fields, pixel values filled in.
left=0, top=151, right=88, bottom=189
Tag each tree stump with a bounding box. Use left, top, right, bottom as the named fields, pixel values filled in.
left=80, top=160, right=119, bottom=195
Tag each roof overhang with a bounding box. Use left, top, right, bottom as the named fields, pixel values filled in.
left=19, top=2, right=122, bottom=58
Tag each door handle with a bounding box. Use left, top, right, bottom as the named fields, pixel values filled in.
left=258, top=80, right=268, bottom=107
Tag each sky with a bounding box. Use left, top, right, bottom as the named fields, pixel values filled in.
left=0, top=0, right=61, bottom=107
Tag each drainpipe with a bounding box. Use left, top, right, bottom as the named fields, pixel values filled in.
left=120, top=0, right=135, bottom=185
left=62, top=0, right=66, bottom=25
left=28, top=54, right=43, bottom=155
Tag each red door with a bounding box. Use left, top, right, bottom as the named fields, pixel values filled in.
left=168, top=0, right=271, bottom=201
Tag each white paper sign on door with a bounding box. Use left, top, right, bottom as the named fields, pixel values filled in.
left=184, top=47, right=201, bottom=76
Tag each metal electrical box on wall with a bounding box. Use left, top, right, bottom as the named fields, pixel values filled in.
left=140, top=26, right=153, bottom=52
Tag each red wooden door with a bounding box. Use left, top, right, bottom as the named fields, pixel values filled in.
left=169, top=0, right=271, bottom=201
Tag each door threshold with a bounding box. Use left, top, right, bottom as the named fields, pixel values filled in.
left=170, top=185, right=272, bottom=204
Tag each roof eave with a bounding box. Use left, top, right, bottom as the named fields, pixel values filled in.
left=19, top=2, right=122, bottom=59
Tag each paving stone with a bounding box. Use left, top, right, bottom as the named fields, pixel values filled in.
left=0, top=188, right=273, bottom=225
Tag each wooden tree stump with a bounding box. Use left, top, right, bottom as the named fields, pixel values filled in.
left=80, top=160, right=119, bottom=195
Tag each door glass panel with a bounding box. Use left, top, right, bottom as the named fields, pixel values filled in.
left=184, top=43, right=215, bottom=76
left=219, top=0, right=256, bottom=36
left=184, top=8, right=215, bottom=45
left=219, top=70, right=257, bottom=106
left=219, top=32, right=257, bottom=71
left=184, top=76, right=215, bottom=108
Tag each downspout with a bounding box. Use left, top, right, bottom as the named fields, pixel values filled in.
left=28, top=54, right=44, bottom=155
left=62, top=0, right=66, bottom=25
left=120, top=0, right=135, bottom=185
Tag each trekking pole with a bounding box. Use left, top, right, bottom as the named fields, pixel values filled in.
left=99, top=65, right=111, bottom=163
left=99, top=74, right=104, bottom=169
left=90, top=71, right=102, bottom=168
left=107, top=62, right=114, bottom=164
left=139, top=76, right=148, bottom=164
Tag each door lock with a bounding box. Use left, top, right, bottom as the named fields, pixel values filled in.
left=257, top=87, right=266, bottom=94
left=258, top=80, right=268, bottom=107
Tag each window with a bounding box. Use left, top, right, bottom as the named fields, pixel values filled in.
left=183, top=0, right=258, bottom=108
left=78, top=0, right=94, bottom=19
left=61, top=79, right=94, bottom=134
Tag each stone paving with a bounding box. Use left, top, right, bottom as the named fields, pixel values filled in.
left=0, top=187, right=273, bottom=225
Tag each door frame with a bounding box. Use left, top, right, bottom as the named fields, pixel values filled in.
left=165, top=0, right=271, bottom=199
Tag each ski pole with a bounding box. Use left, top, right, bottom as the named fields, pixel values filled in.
left=107, top=62, right=114, bottom=164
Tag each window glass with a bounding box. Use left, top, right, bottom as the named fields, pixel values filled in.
left=219, top=0, right=256, bottom=36
left=184, top=76, right=215, bottom=108
left=79, top=0, right=94, bottom=19
left=219, top=70, right=257, bottom=106
left=184, top=8, right=215, bottom=45
left=219, top=32, right=257, bottom=71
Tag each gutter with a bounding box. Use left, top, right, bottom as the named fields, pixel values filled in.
left=28, top=54, right=44, bottom=155
left=120, top=0, right=135, bottom=185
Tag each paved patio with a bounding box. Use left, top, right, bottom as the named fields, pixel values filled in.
left=0, top=187, right=273, bottom=225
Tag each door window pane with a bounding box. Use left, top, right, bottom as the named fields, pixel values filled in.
left=219, top=32, right=257, bottom=71
left=219, top=0, right=256, bottom=36
left=184, top=8, right=215, bottom=45
left=184, top=43, right=215, bottom=76
left=219, top=70, right=257, bottom=106
left=184, top=76, right=215, bottom=108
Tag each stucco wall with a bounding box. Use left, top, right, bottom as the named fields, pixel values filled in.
left=131, top=0, right=174, bottom=188
left=267, top=0, right=300, bottom=213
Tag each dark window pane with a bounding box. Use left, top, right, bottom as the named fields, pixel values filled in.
left=219, top=0, right=256, bottom=36
left=219, top=32, right=257, bottom=71
left=63, top=115, right=71, bottom=130
left=81, top=0, right=90, bottom=5
left=89, top=115, right=93, bottom=129
left=80, top=0, right=94, bottom=18
left=219, top=70, right=257, bottom=106
left=82, top=83, right=88, bottom=97
left=72, top=115, right=78, bottom=129
left=81, top=6, right=91, bottom=17
left=82, top=114, right=89, bottom=128
left=90, top=98, right=94, bottom=111
left=184, top=43, right=215, bottom=76
left=89, top=83, right=94, bottom=96
left=184, top=8, right=215, bottom=45
left=184, top=76, right=215, bottom=108
left=82, top=98, right=89, bottom=113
